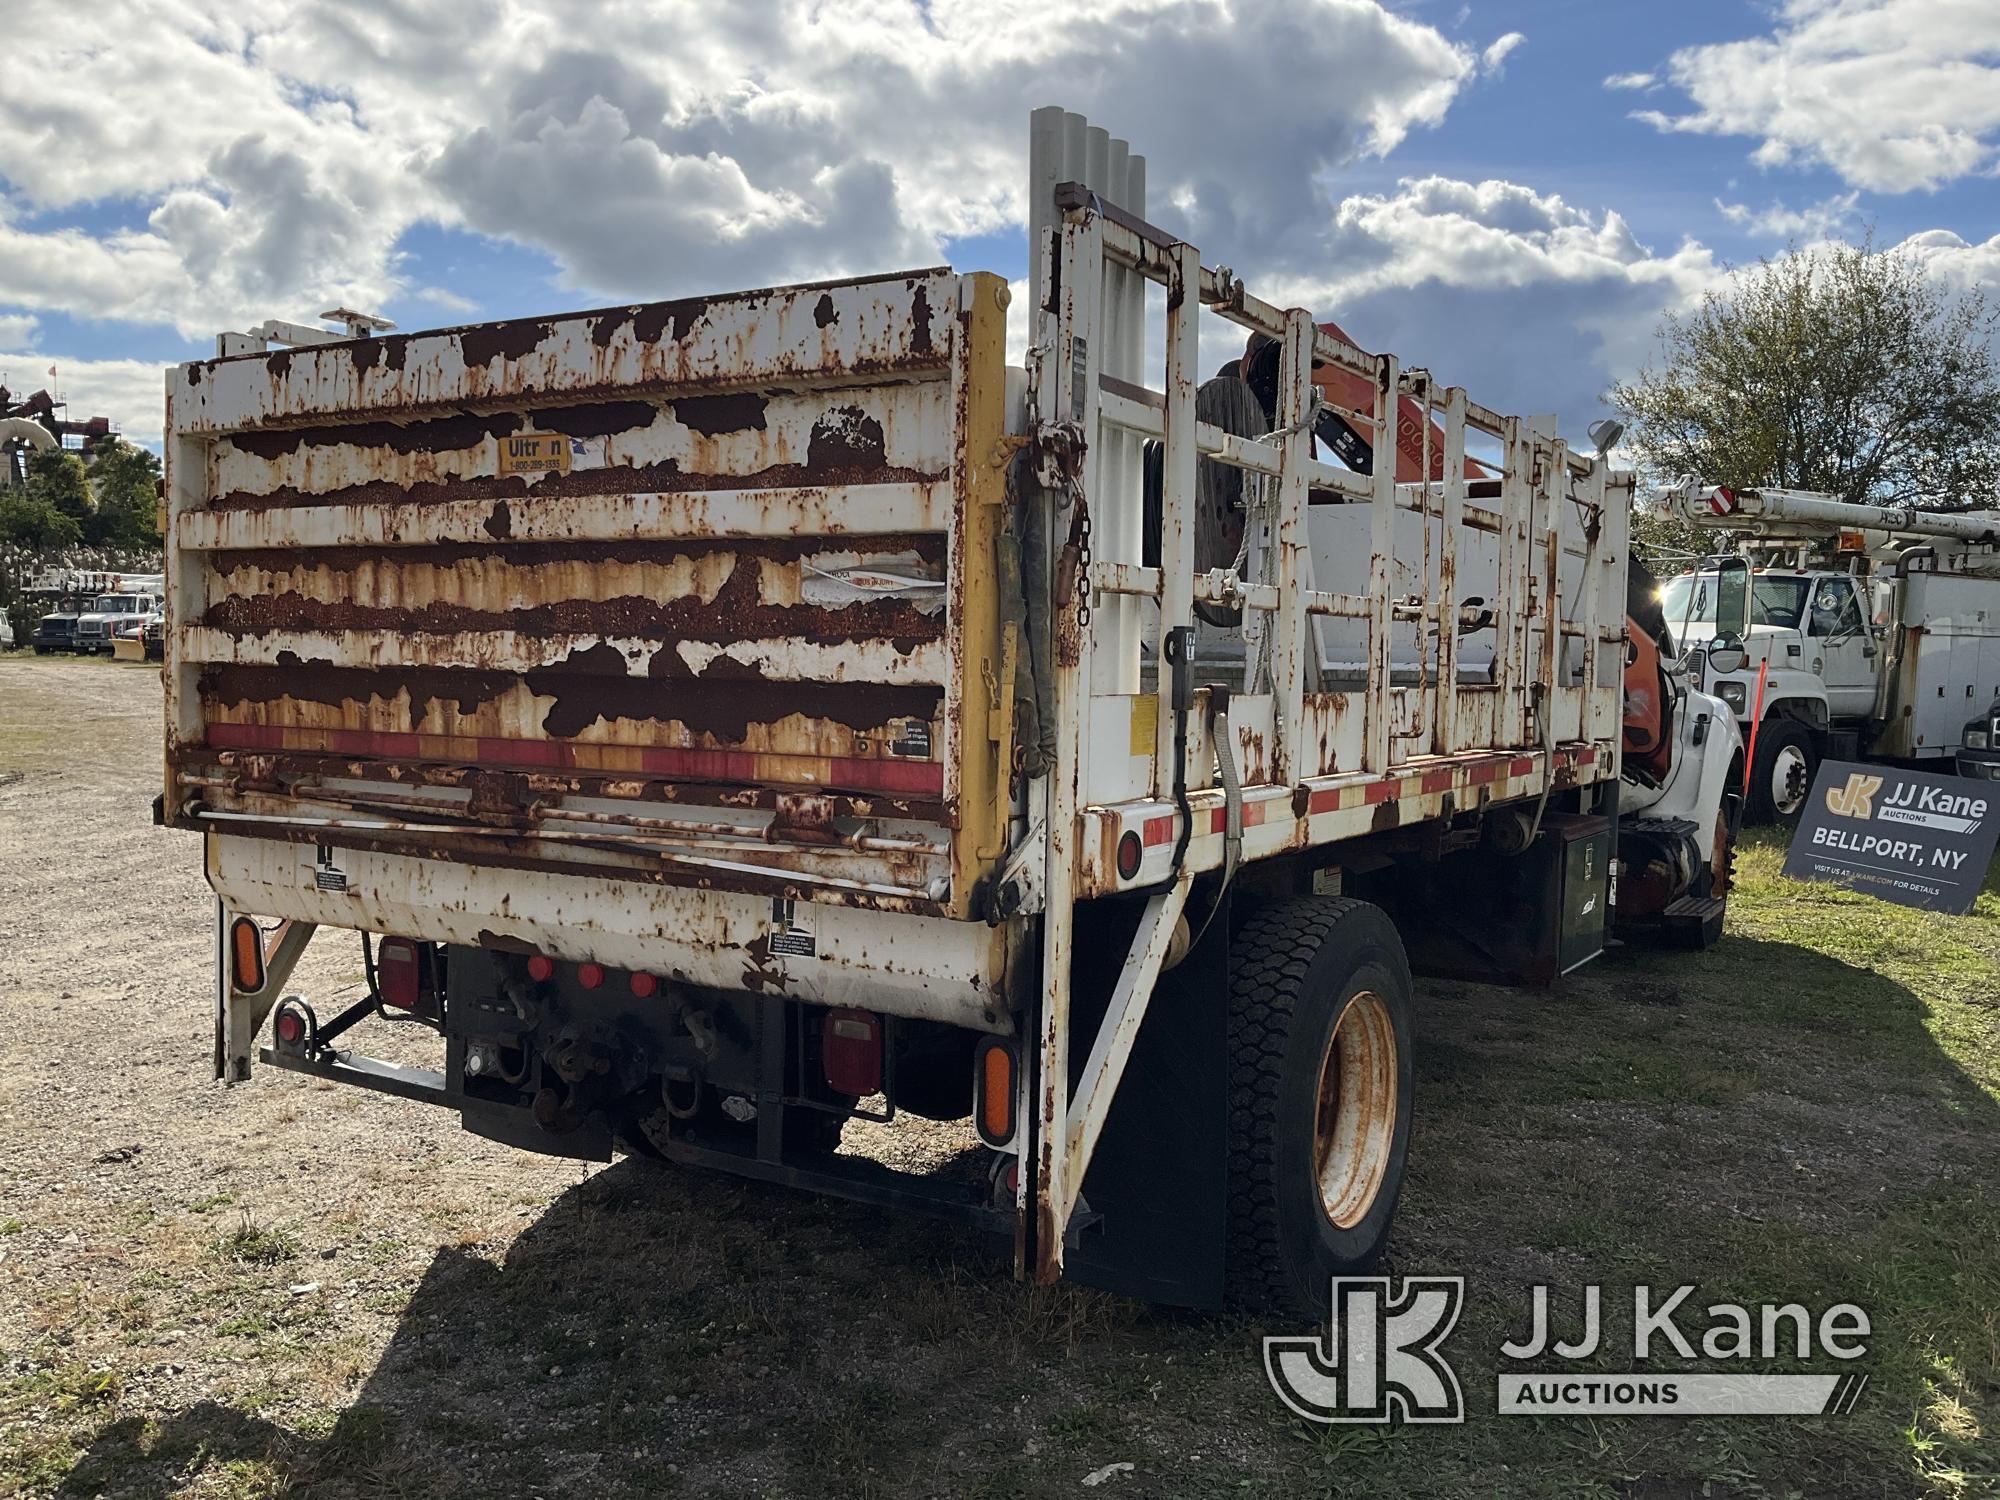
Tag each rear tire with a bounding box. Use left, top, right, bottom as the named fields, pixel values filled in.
left=1748, top=720, right=1817, bottom=825
left=1225, top=897, right=1414, bottom=1315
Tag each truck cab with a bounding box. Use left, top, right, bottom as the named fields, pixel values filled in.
left=73, top=591, right=161, bottom=655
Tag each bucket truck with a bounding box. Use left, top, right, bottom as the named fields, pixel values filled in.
left=1653, top=483, right=2000, bottom=819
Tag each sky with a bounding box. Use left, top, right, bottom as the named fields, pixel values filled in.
left=0, top=0, right=1994, bottom=451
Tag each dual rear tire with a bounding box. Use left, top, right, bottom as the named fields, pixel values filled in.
left=1225, top=898, right=1414, bottom=1315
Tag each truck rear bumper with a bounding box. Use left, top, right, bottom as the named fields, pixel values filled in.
left=207, top=832, right=1015, bottom=1031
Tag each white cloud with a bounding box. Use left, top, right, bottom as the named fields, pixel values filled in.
left=1636, top=0, right=2000, bottom=191
left=1604, top=71, right=1658, bottom=91
left=409, top=286, right=478, bottom=315
left=1263, top=176, right=1722, bottom=436
left=0, top=0, right=1482, bottom=334
left=1714, top=191, right=1862, bottom=240
left=0, top=314, right=37, bottom=346
left=1891, top=229, right=2000, bottom=301
left=1480, top=32, right=1525, bottom=76
left=0, top=348, right=170, bottom=448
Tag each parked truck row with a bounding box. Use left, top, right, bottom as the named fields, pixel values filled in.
left=166, top=110, right=1751, bottom=1313
left=18, top=570, right=165, bottom=658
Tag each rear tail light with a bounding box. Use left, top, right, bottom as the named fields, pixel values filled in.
left=377, top=937, right=425, bottom=1010
left=629, top=972, right=658, bottom=999
left=974, top=1037, right=1018, bottom=1149
left=822, top=1009, right=883, bottom=1097
left=229, top=917, right=265, bottom=995
left=577, top=962, right=605, bottom=990
left=526, top=954, right=554, bottom=982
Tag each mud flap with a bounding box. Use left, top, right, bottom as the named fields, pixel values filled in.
left=1062, top=888, right=1230, bottom=1310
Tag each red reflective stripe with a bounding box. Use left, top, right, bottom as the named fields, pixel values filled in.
left=1363, top=778, right=1398, bottom=804
left=1141, top=814, right=1175, bottom=846
left=1421, top=770, right=1454, bottom=794
left=1510, top=756, right=1535, bottom=777
left=205, top=723, right=945, bottom=796
left=1307, top=788, right=1341, bottom=815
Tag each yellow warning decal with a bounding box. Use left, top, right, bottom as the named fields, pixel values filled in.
left=1129, top=693, right=1160, bottom=756
left=497, top=433, right=572, bottom=477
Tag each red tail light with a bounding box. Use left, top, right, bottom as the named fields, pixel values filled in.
left=822, top=1008, right=883, bottom=1097
left=526, top=954, right=554, bottom=982
left=377, top=937, right=422, bottom=1010
left=577, top=962, right=605, bottom=990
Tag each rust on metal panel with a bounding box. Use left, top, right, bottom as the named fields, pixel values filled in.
left=173, top=750, right=946, bottom=824
left=205, top=817, right=950, bottom=918
left=172, top=267, right=984, bottom=918
left=177, top=271, right=955, bottom=436
left=196, top=661, right=942, bottom=745
left=209, top=388, right=946, bottom=512
left=199, top=541, right=946, bottom=652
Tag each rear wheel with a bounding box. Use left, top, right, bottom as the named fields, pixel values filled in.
left=1225, top=897, right=1413, bottom=1315
left=1748, top=720, right=1817, bottom=824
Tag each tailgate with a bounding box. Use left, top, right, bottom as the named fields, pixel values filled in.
left=164, top=269, right=1013, bottom=918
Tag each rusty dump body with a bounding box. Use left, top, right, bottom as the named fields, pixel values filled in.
left=167, top=268, right=1023, bottom=1028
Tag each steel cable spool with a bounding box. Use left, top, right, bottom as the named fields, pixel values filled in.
left=1142, top=375, right=1270, bottom=625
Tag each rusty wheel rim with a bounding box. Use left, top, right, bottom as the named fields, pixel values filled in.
left=1312, top=992, right=1399, bottom=1230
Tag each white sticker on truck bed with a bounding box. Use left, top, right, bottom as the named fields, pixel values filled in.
left=768, top=898, right=817, bottom=958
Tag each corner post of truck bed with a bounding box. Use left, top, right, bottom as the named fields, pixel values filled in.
left=1271, top=308, right=1316, bottom=787
left=160, top=372, right=206, bottom=822
left=1031, top=204, right=1105, bottom=1283
left=951, top=269, right=1017, bottom=909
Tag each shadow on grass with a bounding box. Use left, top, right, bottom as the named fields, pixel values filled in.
left=55, top=924, right=2000, bottom=1499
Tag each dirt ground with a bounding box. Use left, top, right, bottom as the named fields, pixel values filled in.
left=2, top=654, right=1996, bottom=1499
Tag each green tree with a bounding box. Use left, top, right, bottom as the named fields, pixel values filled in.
left=0, top=489, right=82, bottom=548
left=1612, top=239, right=2000, bottom=509
left=25, top=448, right=93, bottom=532
left=85, top=438, right=163, bottom=547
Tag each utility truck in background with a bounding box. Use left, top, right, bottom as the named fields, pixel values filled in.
left=162, top=110, right=1740, bottom=1314
left=1653, top=483, right=2000, bottom=820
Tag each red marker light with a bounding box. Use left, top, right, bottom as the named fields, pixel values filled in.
left=377, top=937, right=422, bottom=1010
left=1116, top=829, right=1143, bottom=881
left=526, top=954, right=554, bottom=982
left=629, top=972, right=658, bottom=999
left=275, top=1009, right=305, bottom=1045
left=578, top=963, right=605, bottom=990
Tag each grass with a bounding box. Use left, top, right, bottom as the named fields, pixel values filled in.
left=6, top=830, right=1998, bottom=1499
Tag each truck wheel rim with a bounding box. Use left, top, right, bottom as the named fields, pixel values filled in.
left=1771, top=746, right=1809, bottom=816
left=1313, top=992, right=1398, bottom=1230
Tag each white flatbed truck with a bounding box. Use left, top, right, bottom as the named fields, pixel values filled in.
left=163, top=112, right=1738, bottom=1311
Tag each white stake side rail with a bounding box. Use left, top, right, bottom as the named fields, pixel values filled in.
left=1022, top=194, right=1628, bottom=1280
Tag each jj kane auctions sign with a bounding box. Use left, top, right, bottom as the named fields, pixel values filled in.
left=1784, top=760, right=2000, bottom=915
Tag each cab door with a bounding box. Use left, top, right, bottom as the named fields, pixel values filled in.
left=1808, top=576, right=1877, bottom=719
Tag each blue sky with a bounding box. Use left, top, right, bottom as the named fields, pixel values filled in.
left=1, top=0, right=1994, bottom=447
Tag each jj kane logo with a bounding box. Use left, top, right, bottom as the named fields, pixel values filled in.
left=1263, top=1278, right=1465, bottom=1424
left=1266, top=1279, right=1872, bottom=1423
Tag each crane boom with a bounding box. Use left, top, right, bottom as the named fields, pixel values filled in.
left=1661, top=483, right=2000, bottom=547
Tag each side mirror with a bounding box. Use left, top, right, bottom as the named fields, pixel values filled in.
left=1712, top=556, right=1750, bottom=648
left=1706, top=638, right=1747, bottom=675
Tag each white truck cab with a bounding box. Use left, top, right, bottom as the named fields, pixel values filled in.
left=73, top=590, right=162, bottom=655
